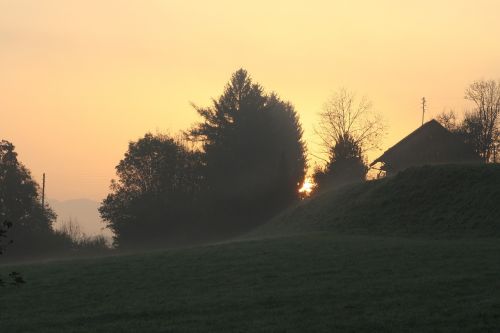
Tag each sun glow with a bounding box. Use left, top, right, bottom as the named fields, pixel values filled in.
left=298, top=177, right=316, bottom=197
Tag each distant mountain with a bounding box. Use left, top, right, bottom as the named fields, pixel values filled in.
left=48, top=198, right=112, bottom=237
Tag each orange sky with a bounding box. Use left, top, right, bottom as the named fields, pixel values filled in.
left=1, top=0, right=500, bottom=201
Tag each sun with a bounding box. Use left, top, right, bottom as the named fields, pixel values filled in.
left=298, top=177, right=316, bottom=197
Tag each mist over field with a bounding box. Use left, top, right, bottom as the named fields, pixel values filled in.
left=48, top=199, right=109, bottom=236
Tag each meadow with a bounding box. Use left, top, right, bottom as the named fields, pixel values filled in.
left=2, top=164, right=499, bottom=332
left=1, top=232, right=500, bottom=332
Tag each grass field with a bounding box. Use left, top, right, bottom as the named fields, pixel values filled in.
left=2, top=164, right=499, bottom=332
left=1, top=232, right=500, bottom=332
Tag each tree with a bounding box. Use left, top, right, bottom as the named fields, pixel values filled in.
left=0, top=220, right=24, bottom=286
left=315, top=88, right=385, bottom=156
left=313, top=88, right=385, bottom=189
left=99, top=133, right=203, bottom=248
left=313, top=134, right=367, bottom=189
left=436, top=109, right=459, bottom=132
left=464, top=79, right=500, bottom=162
left=436, top=80, right=500, bottom=163
left=188, top=69, right=307, bottom=231
left=0, top=140, right=56, bottom=255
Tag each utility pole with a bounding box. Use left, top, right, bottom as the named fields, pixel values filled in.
left=421, top=97, right=426, bottom=127
left=42, top=173, right=46, bottom=211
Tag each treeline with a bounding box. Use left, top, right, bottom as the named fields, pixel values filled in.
left=0, top=141, right=107, bottom=259
left=1, top=70, right=498, bottom=255
left=99, top=69, right=307, bottom=248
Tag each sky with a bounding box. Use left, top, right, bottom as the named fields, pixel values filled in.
left=1, top=0, right=500, bottom=202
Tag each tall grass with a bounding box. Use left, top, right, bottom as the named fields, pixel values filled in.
left=54, top=218, right=111, bottom=252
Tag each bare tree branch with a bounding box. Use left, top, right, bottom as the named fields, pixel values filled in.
left=464, top=79, right=500, bottom=162
left=314, top=88, right=387, bottom=163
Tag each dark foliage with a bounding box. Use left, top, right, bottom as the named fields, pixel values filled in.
left=0, top=220, right=25, bottom=286
left=0, top=220, right=13, bottom=256
left=0, top=141, right=55, bottom=230
left=0, top=140, right=64, bottom=257
left=437, top=111, right=498, bottom=163
left=459, top=111, right=498, bottom=162
left=464, top=80, right=500, bottom=162
left=188, top=69, right=307, bottom=232
left=313, top=134, right=367, bottom=190
left=437, top=80, right=500, bottom=163
left=99, top=133, right=204, bottom=248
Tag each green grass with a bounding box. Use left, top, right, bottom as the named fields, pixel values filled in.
left=2, top=164, right=499, bottom=332
left=257, top=164, right=500, bottom=237
left=1, top=233, right=500, bottom=332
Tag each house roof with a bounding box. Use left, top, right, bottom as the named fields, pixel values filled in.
left=370, top=119, right=478, bottom=167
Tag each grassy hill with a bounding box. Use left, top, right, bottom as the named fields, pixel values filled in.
left=1, top=164, right=500, bottom=332
left=256, top=164, right=500, bottom=237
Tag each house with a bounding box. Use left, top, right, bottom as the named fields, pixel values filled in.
left=370, top=119, right=482, bottom=175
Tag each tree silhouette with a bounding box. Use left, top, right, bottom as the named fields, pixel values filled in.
left=0, top=140, right=56, bottom=255
left=313, top=134, right=367, bottom=190
left=315, top=88, right=385, bottom=157
left=313, top=89, right=384, bottom=190
left=464, top=80, right=500, bottom=162
left=0, top=220, right=25, bottom=286
left=188, top=69, right=307, bottom=231
left=436, top=79, right=500, bottom=163
left=436, top=109, right=459, bottom=132
left=99, top=133, right=204, bottom=248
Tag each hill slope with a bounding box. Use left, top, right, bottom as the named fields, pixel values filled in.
left=257, top=164, right=500, bottom=237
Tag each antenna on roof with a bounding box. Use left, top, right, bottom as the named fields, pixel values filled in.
left=42, top=173, right=46, bottom=212
left=421, top=97, right=426, bottom=127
